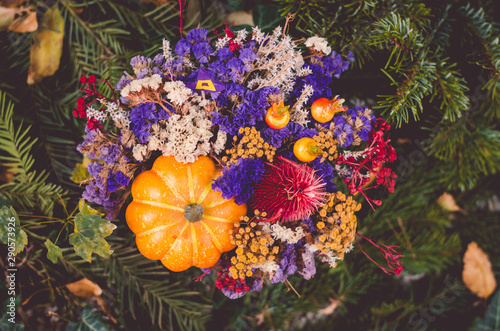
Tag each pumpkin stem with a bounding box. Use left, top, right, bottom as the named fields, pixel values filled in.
left=184, top=203, right=204, bottom=223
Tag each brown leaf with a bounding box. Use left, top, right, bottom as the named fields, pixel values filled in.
left=8, top=10, right=37, bottom=32
left=0, top=0, right=25, bottom=8
left=437, top=192, right=467, bottom=214
left=462, top=242, right=497, bottom=299
left=65, top=278, right=102, bottom=299
left=27, top=6, right=64, bottom=84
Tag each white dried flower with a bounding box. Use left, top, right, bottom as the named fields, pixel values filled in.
left=120, top=85, right=131, bottom=98
left=234, top=29, right=248, bottom=44
left=164, top=81, right=193, bottom=106
left=147, top=74, right=163, bottom=90
left=212, top=130, right=227, bottom=154
left=132, top=144, right=148, bottom=162
left=254, top=260, right=280, bottom=274
left=305, top=36, right=332, bottom=55
left=86, top=106, right=107, bottom=122
left=251, top=26, right=265, bottom=43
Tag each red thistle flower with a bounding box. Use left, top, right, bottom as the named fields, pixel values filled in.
left=250, top=157, right=326, bottom=222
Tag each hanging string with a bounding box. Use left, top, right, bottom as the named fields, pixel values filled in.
left=178, top=0, right=186, bottom=38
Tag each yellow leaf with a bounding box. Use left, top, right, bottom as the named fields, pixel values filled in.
left=8, top=10, right=37, bottom=33
left=462, top=242, right=497, bottom=299
left=27, top=6, right=64, bottom=85
left=437, top=192, right=467, bottom=214
left=65, top=278, right=102, bottom=299
left=226, top=10, right=254, bottom=27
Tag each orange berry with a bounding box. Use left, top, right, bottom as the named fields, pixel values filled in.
left=293, top=137, right=322, bottom=162
left=265, top=100, right=290, bottom=129
left=311, top=96, right=346, bottom=123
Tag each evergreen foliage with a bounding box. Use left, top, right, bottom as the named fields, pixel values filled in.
left=0, top=0, right=499, bottom=330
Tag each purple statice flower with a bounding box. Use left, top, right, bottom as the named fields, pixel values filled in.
left=77, top=127, right=99, bottom=158
left=239, top=48, right=258, bottom=71
left=332, top=115, right=354, bottom=148
left=212, top=158, right=266, bottom=205
left=82, top=179, right=120, bottom=219
left=212, top=84, right=278, bottom=135
left=346, top=106, right=376, bottom=141
left=152, top=67, right=163, bottom=76
left=87, top=161, right=103, bottom=178
left=129, top=102, right=157, bottom=143
left=192, top=41, right=214, bottom=64
left=295, top=128, right=318, bottom=139
left=221, top=278, right=262, bottom=299
left=130, top=55, right=152, bottom=70
left=107, top=171, right=130, bottom=193
left=310, top=158, right=337, bottom=192
left=100, top=144, right=121, bottom=165
left=299, top=249, right=317, bottom=280
left=258, top=121, right=303, bottom=148
left=186, top=28, right=210, bottom=43
left=217, top=47, right=233, bottom=61
left=137, top=68, right=149, bottom=79
left=271, top=243, right=299, bottom=284
left=226, top=57, right=246, bottom=80
left=115, top=75, right=131, bottom=91
left=174, top=39, right=191, bottom=56
left=302, top=218, right=315, bottom=233
left=153, top=53, right=164, bottom=65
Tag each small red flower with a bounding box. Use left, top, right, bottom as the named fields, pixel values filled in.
left=79, top=76, right=87, bottom=83
left=77, top=97, right=85, bottom=105
left=72, top=110, right=78, bottom=117
left=228, top=39, right=241, bottom=51
left=88, top=75, right=97, bottom=84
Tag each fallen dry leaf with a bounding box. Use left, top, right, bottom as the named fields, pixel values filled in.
left=27, top=6, right=64, bottom=84
left=65, top=278, right=117, bottom=323
left=437, top=192, right=467, bottom=214
left=462, top=242, right=497, bottom=299
left=317, top=298, right=342, bottom=316
left=65, top=278, right=102, bottom=299
left=8, top=10, right=37, bottom=32
left=0, top=0, right=25, bottom=8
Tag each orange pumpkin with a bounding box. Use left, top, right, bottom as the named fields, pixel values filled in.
left=126, top=156, right=247, bottom=272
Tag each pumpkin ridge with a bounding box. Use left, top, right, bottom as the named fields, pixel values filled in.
left=161, top=221, right=190, bottom=261
left=152, top=169, right=187, bottom=203
left=196, top=170, right=221, bottom=205
left=190, top=224, right=198, bottom=266
left=200, top=221, right=223, bottom=253
left=205, top=199, right=232, bottom=209
left=187, top=164, right=195, bottom=203
left=136, top=221, right=182, bottom=237
left=202, top=215, right=238, bottom=224
left=134, top=199, right=185, bottom=213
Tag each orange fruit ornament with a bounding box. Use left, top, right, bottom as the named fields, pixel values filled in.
left=265, top=100, right=290, bottom=129
left=293, top=137, right=323, bottom=163
left=310, top=96, right=346, bottom=123
left=126, top=156, right=247, bottom=272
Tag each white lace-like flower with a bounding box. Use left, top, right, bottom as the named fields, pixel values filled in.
left=261, top=223, right=305, bottom=244
left=85, top=106, right=106, bottom=122
left=305, top=36, right=332, bottom=55
left=215, top=36, right=230, bottom=50
left=164, top=81, right=193, bottom=106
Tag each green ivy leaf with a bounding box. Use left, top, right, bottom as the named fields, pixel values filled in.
left=66, top=306, right=108, bottom=331
left=0, top=206, right=27, bottom=255
left=477, top=289, right=500, bottom=331
left=44, top=239, right=63, bottom=264
left=69, top=207, right=116, bottom=263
